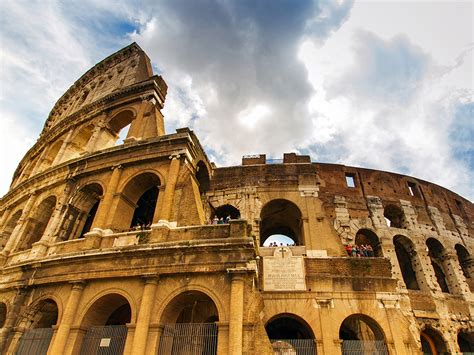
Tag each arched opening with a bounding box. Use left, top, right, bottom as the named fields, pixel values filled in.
left=112, top=173, right=160, bottom=231
left=159, top=291, right=218, bottom=355
left=57, top=184, right=103, bottom=241
left=196, top=161, right=210, bottom=194
left=393, top=235, right=420, bottom=290
left=455, top=244, right=474, bottom=292
left=16, top=299, right=58, bottom=355
left=458, top=331, right=474, bottom=353
left=17, top=196, right=56, bottom=251
left=265, top=314, right=316, bottom=354
left=212, top=204, right=240, bottom=222
left=355, top=229, right=383, bottom=257
left=1, top=209, right=22, bottom=250
left=260, top=199, right=302, bottom=247
left=339, top=314, right=388, bottom=354
left=63, top=124, right=95, bottom=160
left=0, top=302, right=6, bottom=328
left=37, top=139, right=64, bottom=172
left=79, top=293, right=131, bottom=355
left=384, top=204, right=406, bottom=228
left=420, top=327, right=448, bottom=354
left=426, top=238, right=450, bottom=293
left=109, top=110, right=135, bottom=146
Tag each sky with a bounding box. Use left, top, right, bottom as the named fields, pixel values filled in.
left=0, top=0, right=473, bottom=201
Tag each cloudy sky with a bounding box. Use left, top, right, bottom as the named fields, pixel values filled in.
left=0, top=0, right=473, bottom=200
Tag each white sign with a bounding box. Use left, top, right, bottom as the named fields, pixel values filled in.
left=100, top=338, right=111, bottom=347
left=263, top=247, right=306, bottom=291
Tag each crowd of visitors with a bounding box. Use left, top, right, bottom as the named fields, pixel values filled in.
left=345, top=244, right=375, bottom=257
left=208, top=215, right=231, bottom=225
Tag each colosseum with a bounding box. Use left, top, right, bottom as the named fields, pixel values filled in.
left=0, top=43, right=472, bottom=355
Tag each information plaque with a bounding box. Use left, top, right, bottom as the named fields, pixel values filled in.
left=263, top=247, right=306, bottom=291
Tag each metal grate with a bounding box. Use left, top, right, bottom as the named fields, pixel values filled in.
left=341, top=340, right=389, bottom=355
left=16, top=328, right=54, bottom=355
left=271, top=339, right=317, bottom=355
left=157, top=323, right=218, bottom=355
left=80, top=325, right=128, bottom=355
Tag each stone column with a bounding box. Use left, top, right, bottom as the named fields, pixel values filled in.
left=228, top=272, right=245, bottom=355
left=131, top=277, right=159, bottom=354
left=442, top=251, right=472, bottom=298
left=316, top=299, right=339, bottom=355
left=0, top=208, right=11, bottom=230
left=49, top=281, right=85, bottom=355
left=1, top=193, right=37, bottom=256
left=0, top=287, right=27, bottom=354
left=92, top=165, right=123, bottom=229
left=52, top=130, right=74, bottom=165
left=158, top=154, right=181, bottom=222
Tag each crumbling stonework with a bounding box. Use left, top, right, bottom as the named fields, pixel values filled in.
left=0, top=43, right=472, bottom=354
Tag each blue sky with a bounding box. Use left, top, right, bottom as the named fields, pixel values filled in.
left=0, top=0, right=472, bottom=201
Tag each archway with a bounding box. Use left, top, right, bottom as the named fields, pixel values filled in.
left=158, top=291, right=219, bottom=355
left=58, top=183, right=103, bottom=241
left=393, top=235, right=420, bottom=290
left=355, top=229, right=383, bottom=257
left=383, top=204, right=405, bottom=228
left=339, top=314, right=388, bottom=354
left=265, top=314, right=316, bottom=354
left=79, top=293, right=131, bottom=355
left=212, top=204, right=240, bottom=221
left=112, top=173, right=160, bottom=231
left=196, top=161, right=210, bottom=194
left=37, top=139, right=64, bottom=172
left=458, top=331, right=474, bottom=353
left=109, top=110, right=136, bottom=146
left=420, top=327, right=448, bottom=354
left=16, top=299, right=58, bottom=355
left=260, top=199, right=302, bottom=246
left=456, top=244, right=473, bottom=292
left=1, top=209, right=22, bottom=250
left=17, top=196, right=56, bottom=251
left=63, top=124, right=95, bottom=160
left=426, top=238, right=450, bottom=293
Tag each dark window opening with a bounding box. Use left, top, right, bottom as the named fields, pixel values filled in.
left=339, top=315, right=385, bottom=341
left=105, top=304, right=131, bottom=325
left=420, top=328, right=448, bottom=355
left=431, top=261, right=450, bottom=293
left=196, top=161, right=210, bottom=194
left=393, top=237, right=419, bottom=290
left=260, top=199, right=302, bottom=247
left=130, top=186, right=158, bottom=228
left=355, top=229, right=383, bottom=257
left=266, top=316, right=314, bottom=340
left=345, top=174, right=356, bottom=188
left=407, top=182, right=420, bottom=197
left=384, top=204, right=405, bottom=228
left=213, top=204, right=240, bottom=220
left=79, top=201, right=99, bottom=237
left=458, top=332, right=474, bottom=353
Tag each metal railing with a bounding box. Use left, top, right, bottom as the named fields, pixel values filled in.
left=16, top=328, right=54, bottom=355
left=157, top=323, right=218, bottom=355
left=80, top=325, right=128, bottom=355
left=270, top=339, right=317, bottom=355
left=341, top=340, right=389, bottom=355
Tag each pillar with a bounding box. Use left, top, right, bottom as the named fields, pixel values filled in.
left=52, top=130, right=74, bottom=165
left=442, top=251, right=472, bottom=298
left=131, top=277, right=159, bottom=354
left=49, top=281, right=85, bottom=355
left=92, top=165, right=122, bottom=229
left=316, top=300, right=339, bottom=355
left=228, top=272, right=245, bottom=355
left=158, top=154, right=181, bottom=222
left=0, top=287, right=27, bottom=354
left=0, top=208, right=11, bottom=230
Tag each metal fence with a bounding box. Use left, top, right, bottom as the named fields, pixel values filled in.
left=270, top=339, right=317, bottom=355
left=16, top=328, right=54, bottom=355
left=80, top=325, right=128, bottom=355
left=157, top=323, right=218, bottom=355
left=341, top=340, right=389, bottom=355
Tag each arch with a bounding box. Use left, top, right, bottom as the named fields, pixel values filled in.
left=15, top=298, right=58, bottom=355
left=78, top=293, right=132, bottom=355
left=113, top=172, right=161, bottom=230
left=58, top=183, right=103, bottom=241
left=458, top=331, right=474, bottom=353
left=160, top=290, right=219, bottom=324
left=17, top=196, right=57, bottom=251
left=0, top=302, right=6, bottom=328
left=355, top=229, right=382, bottom=257
left=393, top=235, right=420, bottom=290
left=63, top=124, right=95, bottom=160
left=383, top=204, right=406, bottom=228
left=1, top=209, right=22, bottom=250
left=420, top=327, right=448, bottom=354
left=212, top=204, right=240, bottom=221
left=339, top=314, right=388, bottom=354
left=426, top=238, right=450, bottom=293
left=196, top=161, right=210, bottom=194
left=260, top=199, right=303, bottom=246
left=455, top=244, right=471, bottom=280
left=37, top=139, right=64, bottom=172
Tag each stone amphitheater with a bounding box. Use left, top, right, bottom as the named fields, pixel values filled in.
left=0, top=43, right=472, bottom=355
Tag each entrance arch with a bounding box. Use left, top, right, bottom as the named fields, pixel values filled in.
left=339, top=314, right=388, bottom=354
left=260, top=199, right=303, bottom=246
left=158, top=290, right=219, bottom=355
left=15, top=298, right=58, bottom=355
left=458, top=331, right=474, bottom=353
left=265, top=314, right=316, bottom=354
left=420, top=327, right=448, bottom=354
left=78, top=293, right=131, bottom=355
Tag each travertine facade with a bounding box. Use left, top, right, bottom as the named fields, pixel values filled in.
left=0, top=43, right=473, bottom=355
